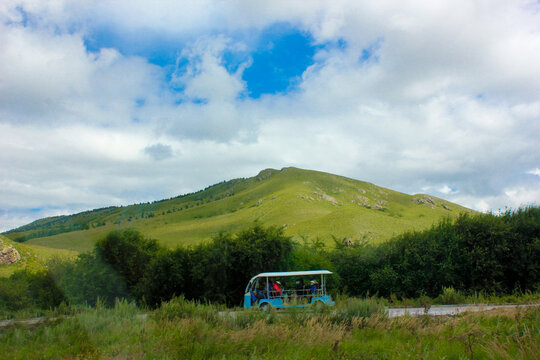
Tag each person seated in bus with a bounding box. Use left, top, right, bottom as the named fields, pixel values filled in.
left=295, top=279, right=306, bottom=296
left=251, top=284, right=266, bottom=304
left=272, top=280, right=283, bottom=297
left=309, top=280, right=319, bottom=295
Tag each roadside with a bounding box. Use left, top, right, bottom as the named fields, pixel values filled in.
left=2, top=304, right=538, bottom=327
left=386, top=303, right=539, bottom=318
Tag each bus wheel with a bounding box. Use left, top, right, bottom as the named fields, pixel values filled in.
left=260, top=303, right=271, bottom=311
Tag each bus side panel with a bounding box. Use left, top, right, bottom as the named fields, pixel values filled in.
left=244, top=294, right=252, bottom=309
left=310, top=295, right=334, bottom=306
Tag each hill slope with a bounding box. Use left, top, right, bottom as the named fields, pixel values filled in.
left=0, top=235, right=77, bottom=277
left=3, top=167, right=473, bottom=252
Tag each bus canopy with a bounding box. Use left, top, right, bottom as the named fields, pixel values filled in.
left=248, top=270, right=332, bottom=281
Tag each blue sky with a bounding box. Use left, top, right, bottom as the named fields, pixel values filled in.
left=241, top=24, right=318, bottom=97
left=1, top=0, right=540, bottom=231
left=84, top=21, right=322, bottom=98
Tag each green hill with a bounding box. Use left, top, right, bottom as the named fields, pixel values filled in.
left=0, top=235, right=77, bottom=277
left=3, top=167, right=473, bottom=252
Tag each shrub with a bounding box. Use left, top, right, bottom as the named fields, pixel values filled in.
left=0, top=269, right=65, bottom=316
left=190, top=225, right=294, bottom=305
left=49, top=253, right=129, bottom=307
left=153, top=295, right=220, bottom=324
left=140, top=247, right=191, bottom=307
left=330, top=296, right=386, bottom=325
left=435, top=287, right=467, bottom=304
left=94, top=228, right=160, bottom=299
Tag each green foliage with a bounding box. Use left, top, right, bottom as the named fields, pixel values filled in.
left=49, top=252, right=129, bottom=307
left=3, top=207, right=539, bottom=315
left=153, top=295, right=221, bottom=323
left=39, top=225, right=294, bottom=308
left=94, top=229, right=159, bottom=298
left=0, top=269, right=64, bottom=315
left=332, top=207, right=540, bottom=298
left=435, top=287, right=467, bottom=304
left=190, top=225, right=294, bottom=305
left=139, top=247, right=191, bottom=307
left=329, top=296, right=386, bottom=325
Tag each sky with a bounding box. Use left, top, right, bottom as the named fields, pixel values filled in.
left=1, top=0, right=540, bottom=232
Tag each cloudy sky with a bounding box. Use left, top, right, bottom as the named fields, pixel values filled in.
left=1, top=0, right=540, bottom=232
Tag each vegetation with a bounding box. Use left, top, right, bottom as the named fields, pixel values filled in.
left=0, top=235, right=76, bottom=278
left=331, top=207, right=540, bottom=298
left=0, top=297, right=538, bottom=359
left=1, top=208, right=539, bottom=358
left=1, top=207, right=538, bottom=319
left=3, top=167, right=472, bottom=251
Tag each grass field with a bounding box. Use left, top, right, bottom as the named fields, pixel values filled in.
left=8, top=168, right=473, bottom=252
left=0, top=235, right=77, bottom=278
left=1, top=297, right=538, bottom=359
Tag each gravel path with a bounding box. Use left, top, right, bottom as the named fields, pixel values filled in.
left=386, top=304, right=538, bottom=318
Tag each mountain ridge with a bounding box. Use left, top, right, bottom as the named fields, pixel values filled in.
left=3, top=167, right=474, bottom=252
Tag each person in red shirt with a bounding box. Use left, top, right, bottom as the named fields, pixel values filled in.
left=272, top=280, right=283, bottom=297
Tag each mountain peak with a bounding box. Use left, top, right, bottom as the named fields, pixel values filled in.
left=256, top=168, right=279, bottom=181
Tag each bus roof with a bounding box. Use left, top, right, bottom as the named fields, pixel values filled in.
left=250, top=270, right=332, bottom=280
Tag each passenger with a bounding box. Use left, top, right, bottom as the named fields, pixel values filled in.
left=251, top=284, right=266, bottom=304
left=295, top=279, right=306, bottom=296
left=272, top=280, right=283, bottom=297
left=309, top=280, right=319, bottom=295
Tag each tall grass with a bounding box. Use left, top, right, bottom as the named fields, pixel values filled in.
left=153, top=295, right=222, bottom=324
left=327, top=296, right=386, bottom=326
left=1, top=297, right=538, bottom=359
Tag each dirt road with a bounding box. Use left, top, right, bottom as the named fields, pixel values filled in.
left=386, top=304, right=537, bottom=318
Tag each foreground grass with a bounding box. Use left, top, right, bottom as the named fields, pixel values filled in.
left=1, top=298, right=538, bottom=359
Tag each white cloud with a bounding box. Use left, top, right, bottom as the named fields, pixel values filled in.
left=1, top=0, right=540, bottom=231
left=172, top=36, right=247, bottom=102
left=438, top=185, right=454, bottom=195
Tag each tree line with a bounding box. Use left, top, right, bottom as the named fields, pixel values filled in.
left=1, top=207, right=539, bottom=312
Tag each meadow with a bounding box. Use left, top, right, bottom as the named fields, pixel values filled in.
left=0, top=235, right=76, bottom=278
left=1, top=297, right=538, bottom=359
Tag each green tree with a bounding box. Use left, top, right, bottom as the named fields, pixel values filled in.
left=94, top=229, right=159, bottom=299
left=140, top=247, right=191, bottom=307
left=190, top=225, right=293, bottom=305
left=50, top=253, right=129, bottom=307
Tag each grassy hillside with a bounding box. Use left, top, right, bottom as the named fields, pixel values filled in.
left=3, top=167, right=473, bottom=252
left=0, top=235, right=77, bottom=277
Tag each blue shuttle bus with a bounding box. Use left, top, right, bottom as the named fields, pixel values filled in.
left=243, top=270, right=334, bottom=309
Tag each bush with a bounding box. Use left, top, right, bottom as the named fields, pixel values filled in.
left=0, top=269, right=65, bottom=316
left=190, top=225, right=294, bottom=305
left=50, top=253, right=129, bottom=307
left=331, top=207, right=540, bottom=298
left=435, top=287, right=467, bottom=304
left=330, top=296, right=386, bottom=325
left=94, top=228, right=159, bottom=299
left=153, top=295, right=220, bottom=323
left=140, top=247, right=191, bottom=307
